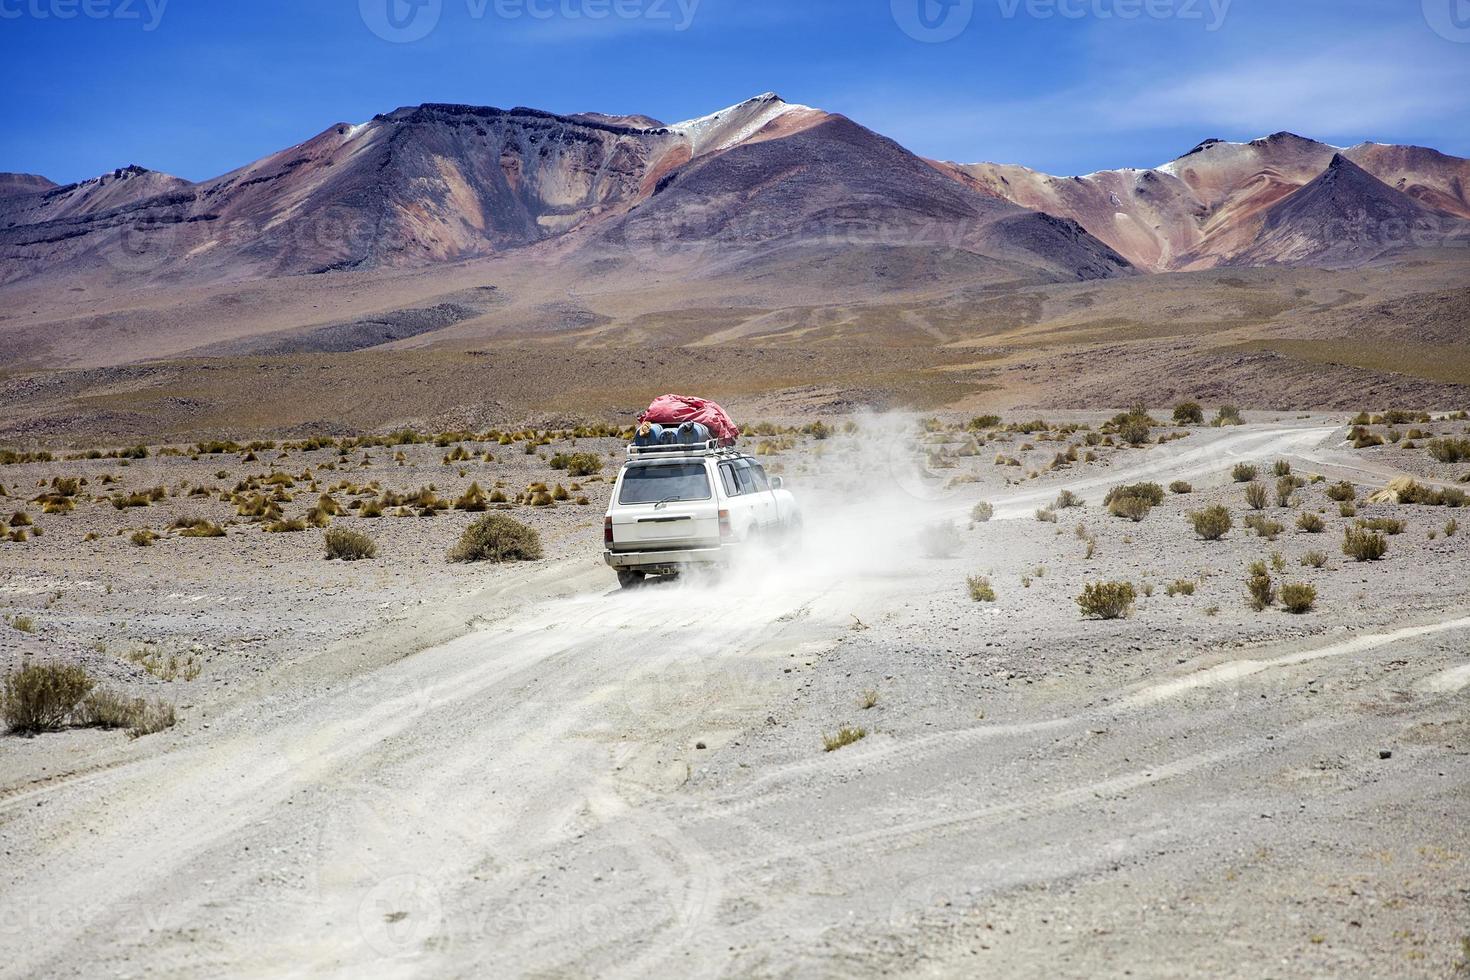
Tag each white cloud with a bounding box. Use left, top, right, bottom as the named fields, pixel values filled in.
left=839, top=24, right=1469, bottom=169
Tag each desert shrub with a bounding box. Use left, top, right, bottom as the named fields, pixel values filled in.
left=1108, top=495, right=1152, bottom=522
left=1447, top=518, right=1459, bottom=537
left=1169, top=481, right=1193, bottom=495
left=325, top=528, right=376, bottom=561
left=1280, top=583, right=1317, bottom=614
left=1103, top=482, right=1165, bottom=507
left=1035, top=508, right=1058, bottom=523
left=10, top=511, right=34, bottom=526
left=1173, top=402, right=1204, bottom=425
left=1357, top=517, right=1404, bottom=535
left=1343, top=527, right=1387, bottom=561
left=1232, top=463, right=1258, bottom=483
left=1053, top=489, right=1083, bottom=509
left=1077, top=581, right=1136, bottom=619
left=1165, top=580, right=1196, bottom=597
left=1244, top=483, right=1268, bottom=510
left=449, top=515, right=543, bottom=563
left=1296, top=512, right=1324, bottom=533
left=1189, top=505, right=1232, bottom=540
left=1325, top=481, right=1356, bottom=502
left=1426, top=437, right=1470, bottom=463
left=1275, top=476, right=1304, bottom=507
left=967, top=575, right=996, bottom=602
left=1213, top=405, right=1244, bottom=427
left=264, top=518, right=307, bottom=533
left=970, top=501, right=994, bottom=523
left=2, top=663, right=94, bottom=733
left=1117, top=415, right=1151, bottom=446
left=130, top=529, right=158, bottom=547
left=72, top=688, right=141, bottom=729
left=1246, top=561, right=1276, bottom=611
left=1272, top=460, right=1292, bottom=477
left=1244, top=515, right=1284, bottom=540
left=1302, top=550, right=1328, bottom=568
left=1338, top=501, right=1357, bottom=518
left=919, top=520, right=962, bottom=559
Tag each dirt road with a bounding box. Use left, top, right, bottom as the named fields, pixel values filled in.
left=3, top=422, right=1467, bottom=978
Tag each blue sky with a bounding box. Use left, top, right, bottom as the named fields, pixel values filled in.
left=2, top=0, right=1467, bottom=183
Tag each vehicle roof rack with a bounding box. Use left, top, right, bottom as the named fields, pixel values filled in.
left=627, top=439, right=741, bottom=459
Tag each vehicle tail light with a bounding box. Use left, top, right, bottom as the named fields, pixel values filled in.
left=719, top=509, right=732, bottom=539
left=604, top=516, right=613, bottom=545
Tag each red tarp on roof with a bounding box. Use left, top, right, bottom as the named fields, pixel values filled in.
left=638, top=394, right=740, bottom=442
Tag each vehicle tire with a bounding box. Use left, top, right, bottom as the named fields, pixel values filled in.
left=617, top=570, right=646, bottom=590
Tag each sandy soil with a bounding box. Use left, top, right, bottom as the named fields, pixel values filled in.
left=1, top=416, right=1468, bottom=978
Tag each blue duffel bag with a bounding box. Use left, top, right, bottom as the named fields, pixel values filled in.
left=633, top=423, right=667, bottom=447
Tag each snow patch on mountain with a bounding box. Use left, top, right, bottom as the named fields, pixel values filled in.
left=671, top=93, right=816, bottom=157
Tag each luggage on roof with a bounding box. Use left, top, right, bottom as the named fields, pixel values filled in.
left=637, top=395, right=739, bottom=444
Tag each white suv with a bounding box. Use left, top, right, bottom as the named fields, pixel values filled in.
left=603, top=441, right=801, bottom=588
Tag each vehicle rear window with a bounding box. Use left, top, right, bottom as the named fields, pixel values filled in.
left=619, top=463, right=712, bottom=504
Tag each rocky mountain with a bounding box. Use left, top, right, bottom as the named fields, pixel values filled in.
left=1228, top=154, right=1468, bottom=268
left=945, top=133, right=1470, bottom=271
left=4, top=99, right=1465, bottom=293
left=0, top=94, right=1129, bottom=288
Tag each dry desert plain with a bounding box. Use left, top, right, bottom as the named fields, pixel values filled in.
left=1, top=409, right=1469, bottom=977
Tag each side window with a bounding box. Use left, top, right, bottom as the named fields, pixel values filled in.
left=749, top=463, right=771, bottom=492
left=733, top=460, right=758, bottom=494
left=719, top=463, right=741, bottom=496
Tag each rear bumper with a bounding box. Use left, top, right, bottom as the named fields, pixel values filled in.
left=604, top=545, right=730, bottom=574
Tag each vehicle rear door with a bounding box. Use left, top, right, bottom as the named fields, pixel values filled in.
left=609, top=462, right=720, bottom=551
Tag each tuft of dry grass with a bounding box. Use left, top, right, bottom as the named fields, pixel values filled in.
left=1343, top=527, right=1388, bottom=561
left=822, top=726, right=868, bottom=753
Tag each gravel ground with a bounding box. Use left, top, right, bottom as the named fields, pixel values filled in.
left=1, top=414, right=1467, bottom=978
